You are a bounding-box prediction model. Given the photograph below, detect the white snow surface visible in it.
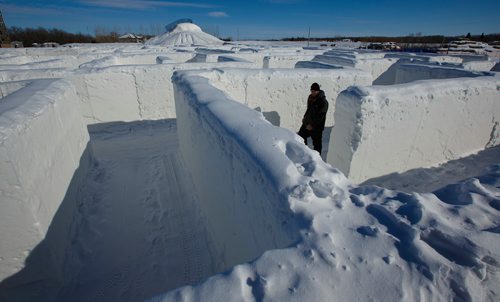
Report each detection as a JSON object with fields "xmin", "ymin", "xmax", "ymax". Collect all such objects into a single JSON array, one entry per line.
[{"xmin": 0, "ymin": 42, "xmax": 498, "ymax": 302}]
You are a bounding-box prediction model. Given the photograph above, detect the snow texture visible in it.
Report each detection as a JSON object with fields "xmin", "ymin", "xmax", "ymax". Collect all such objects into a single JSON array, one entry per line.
[{"xmin": 0, "ymin": 42, "xmax": 498, "ymax": 302}]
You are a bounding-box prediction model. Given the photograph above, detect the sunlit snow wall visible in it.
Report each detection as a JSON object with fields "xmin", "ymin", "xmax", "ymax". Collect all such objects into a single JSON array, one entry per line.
[
  {"xmin": 329, "ymin": 76, "xmax": 500, "ymax": 183},
  {"xmin": 72, "ymin": 63, "xmax": 256, "ymax": 124},
  {"xmin": 172, "ymin": 70, "xmax": 303, "ymax": 271}
]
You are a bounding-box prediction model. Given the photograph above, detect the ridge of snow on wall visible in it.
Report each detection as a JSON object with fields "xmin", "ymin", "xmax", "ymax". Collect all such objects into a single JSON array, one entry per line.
[
  {"xmin": 0, "ymin": 79, "xmax": 89, "ymax": 280},
  {"xmin": 172, "ymin": 70, "xmax": 311, "ymax": 272},
  {"xmin": 328, "ymin": 76, "xmax": 500, "ymax": 183}
]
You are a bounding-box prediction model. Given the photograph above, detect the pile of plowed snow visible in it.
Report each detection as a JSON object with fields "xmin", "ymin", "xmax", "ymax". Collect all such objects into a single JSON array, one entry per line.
[{"xmin": 146, "ymin": 23, "xmax": 222, "ymax": 47}]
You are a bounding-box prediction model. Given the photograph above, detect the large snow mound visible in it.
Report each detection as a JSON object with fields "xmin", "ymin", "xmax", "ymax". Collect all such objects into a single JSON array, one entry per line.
[{"xmin": 146, "ymin": 22, "xmax": 222, "ymax": 47}]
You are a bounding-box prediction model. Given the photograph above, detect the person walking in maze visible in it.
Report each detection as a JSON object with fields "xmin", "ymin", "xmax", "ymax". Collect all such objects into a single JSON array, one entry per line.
[{"xmin": 298, "ymin": 82, "xmax": 329, "ymax": 155}]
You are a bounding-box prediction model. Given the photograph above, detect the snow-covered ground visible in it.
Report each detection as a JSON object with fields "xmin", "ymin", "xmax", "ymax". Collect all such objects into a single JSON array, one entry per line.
[{"xmin": 0, "ymin": 34, "xmax": 499, "ymax": 302}]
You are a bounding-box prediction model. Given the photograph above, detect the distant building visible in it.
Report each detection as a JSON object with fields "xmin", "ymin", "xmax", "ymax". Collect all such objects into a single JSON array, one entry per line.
[
  {"xmin": 118, "ymin": 33, "xmax": 144, "ymax": 43},
  {"xmin": 11, "ymin": 41, "xmax": 23, "ymax": 48}
]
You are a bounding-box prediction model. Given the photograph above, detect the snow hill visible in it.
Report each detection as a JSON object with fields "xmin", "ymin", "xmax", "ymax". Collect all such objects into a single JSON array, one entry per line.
[
  {"xmin": 0, "ymin": 41, "xmax": 498, "ymax": 302},
  {"xmin": 145, "ymin": 22, "xmax": 223, "ymax": 47}
]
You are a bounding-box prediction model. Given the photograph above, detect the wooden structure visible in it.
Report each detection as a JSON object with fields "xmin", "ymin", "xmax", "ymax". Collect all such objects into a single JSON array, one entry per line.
[{"xmin": 0, "ymin": 10, "xmax": 11, "ymax": 48}]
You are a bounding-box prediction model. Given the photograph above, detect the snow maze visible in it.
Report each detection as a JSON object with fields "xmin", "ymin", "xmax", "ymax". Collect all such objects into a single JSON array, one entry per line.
[{"xmin": 0, "ymin": 44, "xmax": 499, "ymax": 301}]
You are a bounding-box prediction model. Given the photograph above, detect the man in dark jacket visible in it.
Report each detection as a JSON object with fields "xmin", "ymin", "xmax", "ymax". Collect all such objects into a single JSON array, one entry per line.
[{"xmin": 298, "ymin": 82, "xmax": 329, "ymax": 155}]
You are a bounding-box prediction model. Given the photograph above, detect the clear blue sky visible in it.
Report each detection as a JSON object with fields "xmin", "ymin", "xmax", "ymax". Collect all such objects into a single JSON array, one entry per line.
[{"xmin": 1, "ymin": 0, "xmax": 499, "ymax": 39}]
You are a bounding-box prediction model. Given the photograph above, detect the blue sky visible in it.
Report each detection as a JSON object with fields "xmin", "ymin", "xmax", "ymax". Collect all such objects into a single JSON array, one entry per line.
[{"xmin": 1, "ymin": 0, "xmax": 499, "ymax": 39}]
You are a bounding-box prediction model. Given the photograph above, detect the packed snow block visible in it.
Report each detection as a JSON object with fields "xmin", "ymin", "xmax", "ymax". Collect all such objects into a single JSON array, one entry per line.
[
  {"xmin": 72, "ymin": 70, "xmax": 141, "ymax": 123},
  {"xmin": 0, "ymin": 68, "xmax": 68, "ymax": 82},
  {"xmin": 491, "ymin": 62, "xmax": 500, "ymax": 72},
  {"xmin": 186, "ymin": 53, "xmax": 207, "ymax": 63},
  {"xmin": 313, "ymin": 54, "xmax": 397, "ymax": 80},
  {"xmin": 217, "ymin": 55, "xmax": 252, "ymax": 63},
  {"xmin": 0, "ymin": 80, "xmax": 30, "ymax": 99},
  {"xmin": 324, "ymin": 49, "xmax": 385, "ymax": 59},
  {"xmin": 384, "ymin": 53, "xmax": 463, "ymax": 64},
  {"xmin": 78, "ymin": 56, "xmax": 120, "ymax": 69},
  {"xmin": 263, "ymin": 54, "xmax": 317, "ymax": 68},
  {"xmin": 0, "ymin": 58, "xmax": 79, "ymax": 70},
  {"xmin": 155, "ymin": 56, "xmax": 172, "ymax": 64},
  {"xmin": 395, "ymin": 64, "xmax": 492, "ymax": 84},
  {"xmin": 295, "ymin": 61, "xmax": 343, "ymax": 69},
  {"xmin": 0, "ymin": 79, "xmax": 89, "ymax": 280},
  {"xmin": 172, "ymin": 71, "xmax": 303, "ymax": 272},
  {"xmin": 201, "ymin": 68, "xmax": 371, "ymax": 130},
  {"xmin": 73, "ymin": 63, "xmax": 258, "ymax": 124},
  {"xmin": 463, "ymin": 60, "xmax": 497, "ymax": 71},
  {"xmin": 328, "ymin": 77, "xmax": 500, "ymax": 183}
]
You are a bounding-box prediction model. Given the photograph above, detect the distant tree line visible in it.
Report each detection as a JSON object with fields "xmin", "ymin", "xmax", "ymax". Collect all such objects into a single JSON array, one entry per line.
[
  {"xmin": 7, "ymin": 26, "xmax": 155, "ymax": 46},
  {"xmin": 8, "ymin": 27, "xmax": 95, "ymax": 46},
  {"xmin": 283, "ymin": 33, "xmax": 500, "ymax": 44}
]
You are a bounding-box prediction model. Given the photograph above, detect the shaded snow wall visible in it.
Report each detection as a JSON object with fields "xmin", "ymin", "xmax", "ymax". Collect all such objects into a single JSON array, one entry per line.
[
  {"xmin": 0, "ymin": 79, "xmax": 89, "ymax": 280},
  {"xmin": 263, "ymin": 54, "xmax": 317, "ymax": 68},
  {"xmin": 201, "ymin": 68, "xmax": 372, "ymax": 130},
  {"xmin": 328, "ymin": 77, "xmax": 500, "ymax": 183},
  {"xmin": 313, "ymin": 54, "xmax": 397, "ymax": 79},
  {"xmin": 172, "ymin": 70, "xmax": 303, "ymax": 271}
]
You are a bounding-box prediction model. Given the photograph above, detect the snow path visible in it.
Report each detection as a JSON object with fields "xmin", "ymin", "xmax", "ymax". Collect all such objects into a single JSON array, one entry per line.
[
  {"xmin": 362, "ymin": 145, "xmax": 500, "ymax": 192},
  {"xmin": 0, "ymin": 120, "xmax": 217, "ymax": 301},
  {"xmin": 62, "ymin": 120, "xmax": 216, "ymax": 302}
]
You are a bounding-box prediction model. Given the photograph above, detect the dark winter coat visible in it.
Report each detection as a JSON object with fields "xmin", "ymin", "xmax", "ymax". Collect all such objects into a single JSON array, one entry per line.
[{"xmin": 302, "ymin": 90, "xmax": 329, "ymax": 131}]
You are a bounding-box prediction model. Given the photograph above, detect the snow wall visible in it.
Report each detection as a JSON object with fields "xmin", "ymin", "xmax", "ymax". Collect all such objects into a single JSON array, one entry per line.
[
  {"xmin": 199, "ymin": 68, "xmax": 372, "ymax": 130},
  {"xmin": 328, "ymin": 76, "xmax": 500, "ymax": 183},
  {"xmin": 395, "ymin": 64, "xmax": 492, "ymax": 84},
  {"xmin": 0, "ymin": 79, "xmax": 89, "ymax": 280},
  {"xmin": 71, "ymin": 62, "xmax": 255, "ymax": 124},
  {"xmin": 374, "ymin": 61, "xmax": 493, "ymax": 85},
  {"xmin": 172, "ymin": 70, "xmax": 309, "ymax": 272},
  {"xmin": 313, "ymin": 54, "xmax": 397, "ymax": 80}
]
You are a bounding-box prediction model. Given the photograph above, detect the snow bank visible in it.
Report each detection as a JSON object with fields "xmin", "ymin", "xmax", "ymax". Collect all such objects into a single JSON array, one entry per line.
[
  {"xmin": 384, "ymin": 53, "xmax": 463, "ymax": 64},
  {"xmin": 0, "ymin": 80, "xmax": 31, "ymax": 99},
  {"xmin": 294, "ymin": 61, "xmax": 343, "ymax": 69},
  {"xmin": 313, "ymin": 54, "xmax": 397, "ymax": 79},
  {"xmin": 0, "ymin": 58, "xmax": 79, "ymax": 70},
  {"xmin": 0, "ymin": 68, "xmax": 69, "ymax": 82},
  {"xmin": 395, "ymin": 64, "xmax": 493, "ymax": 84},
  {"xmin": 172, "ymin": 70, "xmax": 308, "ymax": 273},
  {"xmin": 197, "ymin": 68, "xmax": 371, "ymax": 130},
  {"xmin": 263, "ymin": 54, "xmax": 317, "ymax": 68},
  {"xmin": 463, "ymin": 60, "xmax": 497, "ymax": 71},
  {"xmin": 72, "ymin": 63, "xmax": 259, "ymax": 124},
  {"xmin": 0, "ymin": 79, "xmax": 88, "ymax": 280},
  {"xmin": 328, "ymin": 76, "xmax": 500, "ymax": 183}
]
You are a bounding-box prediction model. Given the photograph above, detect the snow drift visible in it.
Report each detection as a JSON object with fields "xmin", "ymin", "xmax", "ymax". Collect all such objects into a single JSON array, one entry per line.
[{"xmin": 146, "ymin": 23, "xmax": 223, "ymax": 47}]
